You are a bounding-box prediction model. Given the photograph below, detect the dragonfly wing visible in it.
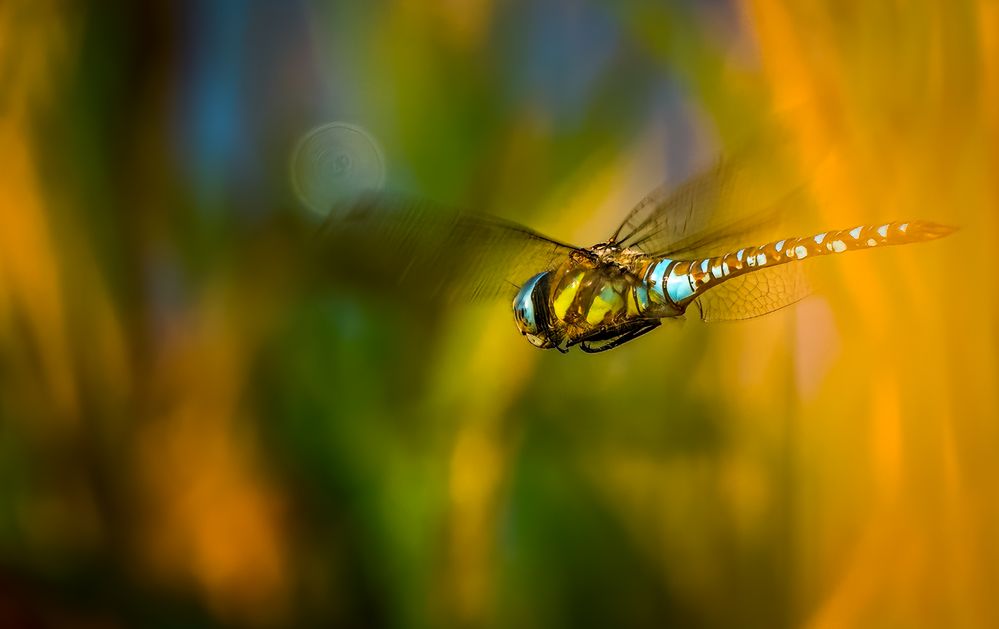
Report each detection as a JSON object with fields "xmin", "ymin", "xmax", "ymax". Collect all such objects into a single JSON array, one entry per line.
[
  {"xmin": 316, "ymin": 194, "xmax": 580, "ymax": 303},
  {"xmin": 611, "ymin": 153, "xmax": 809, "ymax": 259},
  {"xmin": 612, "ymin": 160, "xmax": 736, "ymax": 253},
  {"xmin": 694, "ymin": 264, "xmax": 812, "ymax": 322}
]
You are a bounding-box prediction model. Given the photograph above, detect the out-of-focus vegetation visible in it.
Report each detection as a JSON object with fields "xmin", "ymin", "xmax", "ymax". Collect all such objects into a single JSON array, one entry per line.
[{"xmin": 1, "ymin": 1, "xmax": 996, "ymax": 627}]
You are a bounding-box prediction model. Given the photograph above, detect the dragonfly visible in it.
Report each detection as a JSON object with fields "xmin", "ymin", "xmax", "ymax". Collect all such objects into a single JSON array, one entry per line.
[{"xmin": 317, "ymin": 159, "xmax": 954, "ymax": 353}]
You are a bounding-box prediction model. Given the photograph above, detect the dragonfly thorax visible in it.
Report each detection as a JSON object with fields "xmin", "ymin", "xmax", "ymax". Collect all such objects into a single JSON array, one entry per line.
[{"xmin": 512, "ymin": 254, "xmax": 659, "ymax": 352}]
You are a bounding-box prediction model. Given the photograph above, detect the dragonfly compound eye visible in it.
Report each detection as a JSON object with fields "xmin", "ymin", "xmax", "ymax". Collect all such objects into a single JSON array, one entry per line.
[{"xmin": 512, "ymin": 272, "xmax": 556, "ymax": 349}]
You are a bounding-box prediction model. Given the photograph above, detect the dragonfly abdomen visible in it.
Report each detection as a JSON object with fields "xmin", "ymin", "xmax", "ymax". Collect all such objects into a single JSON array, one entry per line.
[{"xmin": 644, "ymin": 220, "xmax": 955, "ymax": 309}]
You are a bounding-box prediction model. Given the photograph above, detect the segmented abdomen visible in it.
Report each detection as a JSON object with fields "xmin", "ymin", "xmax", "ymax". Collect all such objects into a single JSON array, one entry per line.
[{"xmin": 644, "ymin": 220, "xmax": 955, "ymax": 308}]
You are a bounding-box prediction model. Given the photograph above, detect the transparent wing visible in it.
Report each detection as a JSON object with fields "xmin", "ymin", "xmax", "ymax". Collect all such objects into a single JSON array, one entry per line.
[
  {"xmin": 611, "ymin": 153, "xmax": 809, "ymax": 260},
  {"xmin": 612, "ymin": 160, "xmax": 738, "ymax": 252},
  {"xmin": 315, "ymin": 194, "xmax": 580, "ymax": 303},
  {"xmin": 694, "ymin": 264, "xmax": 812, "ymax": 322}
]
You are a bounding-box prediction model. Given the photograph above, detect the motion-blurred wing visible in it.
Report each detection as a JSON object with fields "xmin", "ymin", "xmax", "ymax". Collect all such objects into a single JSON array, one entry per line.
[
  {"xmin": 316, "ymin": 194, "xmax": 580, "ymax": 303},
  {"xmin": 611, "ymin": 158, "xmax": 807, "ymax": 260},
  {"xmin": 694, "ymin": 264, "xmax": 811, "ymax": 322}
]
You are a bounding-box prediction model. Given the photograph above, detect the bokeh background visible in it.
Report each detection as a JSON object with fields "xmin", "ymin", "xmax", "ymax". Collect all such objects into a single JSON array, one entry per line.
[{"xmin": 2, "ymin": 1, "xmax": 997, "ymax": 627}]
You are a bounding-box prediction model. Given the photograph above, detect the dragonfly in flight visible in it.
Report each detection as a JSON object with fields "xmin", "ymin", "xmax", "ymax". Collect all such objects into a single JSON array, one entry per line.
[{"xmin": 317, "ymin": 158, "xmax": 954, "ymax": 353}]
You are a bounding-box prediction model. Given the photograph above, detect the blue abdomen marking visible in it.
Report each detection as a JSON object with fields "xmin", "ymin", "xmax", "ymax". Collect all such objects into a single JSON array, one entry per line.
[
  {"xmin": 645, "ymin": 259, "xmax": 671, "ymax": 304},
  {"xmin": 643, "ymin": 258, "xmax": 699, "ymax": 307},
  {"xmin": 633, "ymin": 282, "xmax": 650, "ymax": 312},
  {"xmin": 665, "ymin": 267, "xmax": 695, "ymax": 303}
]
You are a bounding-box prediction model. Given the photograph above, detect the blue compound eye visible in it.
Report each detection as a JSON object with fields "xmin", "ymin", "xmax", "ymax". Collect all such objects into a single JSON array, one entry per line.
[
  {"xmin": 512, "ymin": 272, "xmax": 550, "ymax": 342},
  {"xmin": 514, "ymin": 297, "xmax": 537, "ymax": 334}
]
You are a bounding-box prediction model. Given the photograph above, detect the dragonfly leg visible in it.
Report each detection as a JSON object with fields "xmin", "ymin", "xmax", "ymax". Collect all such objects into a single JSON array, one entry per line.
[{"xmin": 576, "ymin": 320, "xmax": 661, "ymax": 353}]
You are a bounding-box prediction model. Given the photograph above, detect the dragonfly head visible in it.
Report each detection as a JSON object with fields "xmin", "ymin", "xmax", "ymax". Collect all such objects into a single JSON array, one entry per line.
[{"xmin": 513, "ymin": 271, "xmax": 561, "ymax": 350}]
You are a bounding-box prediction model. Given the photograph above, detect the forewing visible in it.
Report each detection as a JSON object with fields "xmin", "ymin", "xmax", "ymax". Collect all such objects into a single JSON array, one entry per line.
[
  {"xmin": 612, "ymin": 155, "xmax": 808, "ymax": 260},
  {"xmin": 611, "ymin": 160, "xmax": 737, "ymax": 252},
  {"xmin": 694, "ymin": 264, "xmax": 811, "ymax": 322},
  {"xmin": 316, "ymin": 194, "xmax": 580, "ymax": 303}
]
